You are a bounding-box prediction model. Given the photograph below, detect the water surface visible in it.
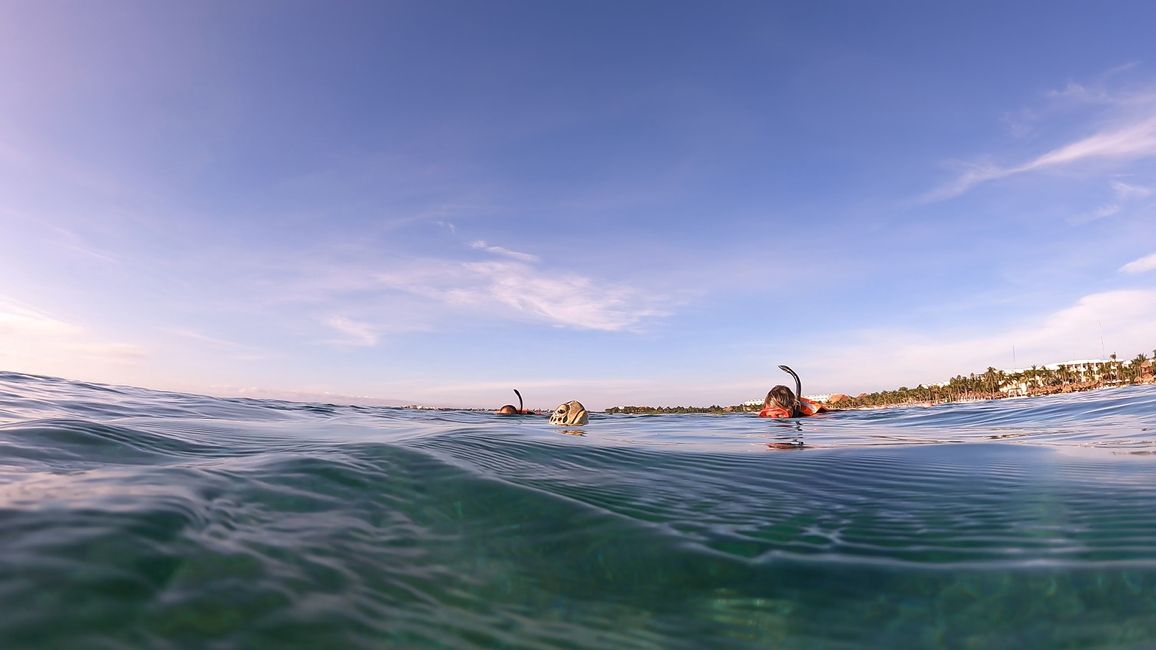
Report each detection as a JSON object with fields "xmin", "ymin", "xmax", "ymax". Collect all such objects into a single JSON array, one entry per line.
[{"xmin": 2, "ymin": 371, "xmax": 1156, "ymax": 648}]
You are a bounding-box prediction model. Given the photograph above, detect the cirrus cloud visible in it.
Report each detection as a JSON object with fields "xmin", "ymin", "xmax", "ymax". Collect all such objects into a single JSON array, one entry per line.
[
  {"xmin": 264, "ymin": 239, "xmax": 676, "ymax": 337},
  {"xmin": 1120, "ymin": 252, "xmax": 1156, "ymax": 274},
  {"xmin": 924, "ymin": 69, "xmax": 1156, "ymax": 203},
  {"xmin": 322, "ymin": 315, "xmax": 380, "ymax": 347},
  {"xmin": 803, "ymin": 289, "xmax": 1156, "ymax": 394},
  {"xmin": 371, "ymin": 257, "xmax": 670, "ymax": 332},
  {"xmin": 0, "ymin": 297, "xmax": 146, "ymax": 371},
  {"xmin": 925, "ymin": 115, "xmax": 1156, "ymax": 202},
  {"xmin": 469, "ymin": 240, "xmax": 540, "ymax": 263}
]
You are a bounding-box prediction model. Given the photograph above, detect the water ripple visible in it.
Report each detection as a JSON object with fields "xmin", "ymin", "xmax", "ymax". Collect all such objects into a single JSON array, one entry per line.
[{"xmin": 1, "ymin": 371, "xmax": 1156, "ymax": 648}]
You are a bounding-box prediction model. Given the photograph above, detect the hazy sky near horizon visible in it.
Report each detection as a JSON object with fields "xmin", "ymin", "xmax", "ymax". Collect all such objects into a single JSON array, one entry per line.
[{"xmin": 1, "ymin": 1, "xmax": 1155, "ymax": 409}]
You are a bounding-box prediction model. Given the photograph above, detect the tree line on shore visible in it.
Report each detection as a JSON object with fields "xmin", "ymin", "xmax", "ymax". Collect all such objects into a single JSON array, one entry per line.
[
  {"xmin": 837, "ymin": 350, "xmax": 1154, "ymax": 409},
  {"xmin": 606, "ymin": 404, "xmax": 742, "ymax": 414},
  {"xmin": 604, "ymin": 348, "xmax": 1155, "ymax": 414}
]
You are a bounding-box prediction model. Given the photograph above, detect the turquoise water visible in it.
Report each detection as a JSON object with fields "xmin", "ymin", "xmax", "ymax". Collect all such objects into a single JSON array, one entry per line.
[{"xmin": 2, "ymin": 371, "xmax": 1156, "ymax": 649}]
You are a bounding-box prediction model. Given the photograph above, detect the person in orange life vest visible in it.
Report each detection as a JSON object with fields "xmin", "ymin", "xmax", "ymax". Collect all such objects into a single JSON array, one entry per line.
[
  {"xmin": 758, "ymin": 385, "xmax": 825, "ymax": 418},
  {"xmin": 758, "ymin": 364, "xmax": 827, "ymax": 418}
]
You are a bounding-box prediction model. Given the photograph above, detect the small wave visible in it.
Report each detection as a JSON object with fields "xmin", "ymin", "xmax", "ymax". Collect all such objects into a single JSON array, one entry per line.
[
  {"xmin": 3, "ymin": 372, "xmax": 1156, "ymax": 648},
  {"xmin": 0, "ymin": 419, "xmax": 239, "ymax": 467}
]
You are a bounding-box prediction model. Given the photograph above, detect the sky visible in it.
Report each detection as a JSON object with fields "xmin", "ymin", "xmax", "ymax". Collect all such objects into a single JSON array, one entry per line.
[{"xmin": 1, "ymin": 1, "xmax": 1155, "ymax": 410}]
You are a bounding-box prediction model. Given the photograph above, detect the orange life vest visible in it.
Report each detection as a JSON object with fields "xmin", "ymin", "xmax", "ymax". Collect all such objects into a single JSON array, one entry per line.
[{"xmin": 758, "ymin": 397, "xmax": 821, "ymax": 418}]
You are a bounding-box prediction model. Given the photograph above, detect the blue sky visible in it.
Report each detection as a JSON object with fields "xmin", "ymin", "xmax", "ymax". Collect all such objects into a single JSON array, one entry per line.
[{"xmin": 1, "ymin": 1, "xmax": 1154, "ymax": 409}]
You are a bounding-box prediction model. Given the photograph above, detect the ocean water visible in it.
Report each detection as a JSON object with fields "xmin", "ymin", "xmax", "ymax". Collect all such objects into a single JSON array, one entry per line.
[{"xmin": 2, "ymin": 371, "xmax": 1156, "ymax": 649}]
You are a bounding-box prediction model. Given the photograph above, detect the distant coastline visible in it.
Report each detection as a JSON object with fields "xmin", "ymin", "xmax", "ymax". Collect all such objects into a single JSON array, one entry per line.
[{"xmin": 604, "ymin": 350, "xmax": 1155, "ymax": 414}]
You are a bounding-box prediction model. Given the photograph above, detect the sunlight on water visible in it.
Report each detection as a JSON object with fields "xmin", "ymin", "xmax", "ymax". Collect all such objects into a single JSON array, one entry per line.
[{"xmin": 2, "ymin": 371, "xmax": 1156, "ymax": 648}]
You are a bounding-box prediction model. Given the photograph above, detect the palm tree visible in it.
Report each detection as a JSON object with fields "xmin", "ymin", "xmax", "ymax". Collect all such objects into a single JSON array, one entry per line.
[
  {"xmin": 1129, "ymin": 353, "xmax": 1149, "ymax": 383},
  {"xmin": 983, "ymin": 367, "xmax": 1002, "ymax": 398}
]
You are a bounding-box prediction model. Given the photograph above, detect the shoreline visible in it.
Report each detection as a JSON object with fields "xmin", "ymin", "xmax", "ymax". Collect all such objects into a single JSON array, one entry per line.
[{"xmin": 603, "ymin": 377, "xmax": 1155, "ymax": 415}]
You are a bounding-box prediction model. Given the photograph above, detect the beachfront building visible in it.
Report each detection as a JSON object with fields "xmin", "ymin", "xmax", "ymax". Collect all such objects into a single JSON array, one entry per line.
[
  {"xmin": 997, "ymin": 358, "xmax": 1128, "ymax": 397},
  {"xmin": 829, "ymin": 351, "xmax": 1152, "ymax": 408}
]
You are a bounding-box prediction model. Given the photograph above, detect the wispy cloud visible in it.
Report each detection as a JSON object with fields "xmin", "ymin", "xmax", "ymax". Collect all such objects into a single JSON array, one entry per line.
[
  {"xmin": 1026, "ymin": 115, "xmax": 1156, "ymax": 168},
  {"xmin": 926, "ymin": 114, "xmax": 1156, "ymax": 201},
  {"xmin": 1120, "ymin": 252, "xmax": 1156, "ymax": 274},
  {"xmin": 470, "ymin": 240, "xmax": 540, "ymax": 263},
  {"xmin": 161, "ymin": 328, "xmax": 269, "ymax": 361},
  {"xmin": 1047, "ymin": 81, "xmax": 1111, "ymax": 104},
  {"xmin": 922, "ymin": 161, "xmax": 1009, "ymax": 202},
  {"xmin": 1110, "ymin": 179, "xmax": 1153, "ymax": 200},
  {"xmin": 925, "ymin": 68, "xmax": 1156, "ymax": 202},
  {"xmin": 370, "ymin": 258, "xmax": 670, "ymax": 332},
  {"xmin": 805, "ymin": 289, "xmax": 1156, "ymax": 393},
  {"xmin": 270, "ymin": 238, "xmax": 675, "ymax": 334},
  {"xmin": 0, "ymin": 299, "xmax": 79, "ymax": 338},
  {"xmin": 0, "ymin": 297, "xmax": 146, "ymax": 367},
  {"xmin": 470, "ymin": 260, "xmax": 667, "ymax": 331},
  {"xmin": 322, "ymin": 315, "xmax": 380, "ymax": 347},
  {"xmin": 49, "ymin": 226, "xmax": 120, "ymax": 264},
  {"xmin": 163, "ymin": 328, "xmax": 248, "ymax": 349},
  {"xmin": 1000, "ymin": 108, "xmax": 1038, "ymax": 138},
  {"xmin": 1067, "ymin": 203, "xmax": 1121, "ymax": 225},
  {"xmin": 1067, "ymin": 178, "xmax": 1153, "ymax": 225},
  {"xmin": 1046, "ymin": 63, "xmax": 1152, "ymax": 107}
]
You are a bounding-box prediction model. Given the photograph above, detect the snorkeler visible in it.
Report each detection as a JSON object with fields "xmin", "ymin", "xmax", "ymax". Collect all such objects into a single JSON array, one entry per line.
[
  {"xmin": 759, "ymin": 365, "xmax": 827, "ymax": 418},
  {"xmin": 495, "ymin": 389, "xmax": 534, "ymax": 415}
]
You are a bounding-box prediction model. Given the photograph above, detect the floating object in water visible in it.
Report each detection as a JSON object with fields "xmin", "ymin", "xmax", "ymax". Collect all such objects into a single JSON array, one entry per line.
[
  {"xmin": 768, "ymin": 440, "xmax": 805, "ymax": 450},
  {"xmin": 550, "ymin": 400, "xmax": 589, "ymax": 426}
]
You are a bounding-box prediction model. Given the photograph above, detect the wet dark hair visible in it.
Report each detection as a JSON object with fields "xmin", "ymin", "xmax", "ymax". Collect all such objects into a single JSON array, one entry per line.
[
  {"xmin": 765, "ymin": 385, "xmax": 797, "ymax": 412},
  {"xmin": 496, "ymin": 389, "xmax": 524, "ymax": 415}
]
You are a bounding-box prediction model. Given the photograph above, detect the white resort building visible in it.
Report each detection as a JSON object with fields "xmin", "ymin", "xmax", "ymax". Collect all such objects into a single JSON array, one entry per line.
[{"xmin": 997, "ymin": 358, "xmax": 1124, "ymax": 397}]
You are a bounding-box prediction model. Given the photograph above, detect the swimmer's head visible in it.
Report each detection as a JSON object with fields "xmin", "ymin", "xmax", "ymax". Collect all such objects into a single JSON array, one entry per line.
[
  {"xmin": 765, "ymin": 385, "xmax": 796, "ymax": 411},
  {"xmin": 497, "ymin": 388, "xmax": 525, "ymax": 415}
]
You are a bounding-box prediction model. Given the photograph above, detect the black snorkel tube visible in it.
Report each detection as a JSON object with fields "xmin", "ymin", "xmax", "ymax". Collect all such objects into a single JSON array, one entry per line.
[
  {"xmin": 514, "ymin": 389, "xmax": 524, "ymax": 414},
  {"xmin": 778, "ymin": 365, "xmax": 803, "ymax": 417}
]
